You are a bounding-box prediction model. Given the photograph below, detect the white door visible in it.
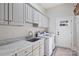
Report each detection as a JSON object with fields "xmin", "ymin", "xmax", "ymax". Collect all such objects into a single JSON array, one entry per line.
[{"xmin": 56, "ymin": 17, "xmax": 73, "ymax": 48}]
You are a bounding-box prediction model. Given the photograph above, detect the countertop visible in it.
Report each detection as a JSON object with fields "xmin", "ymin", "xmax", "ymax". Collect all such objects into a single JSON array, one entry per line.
[{"xmin": 0, "ymin": 37, "xmax": 44, "ymax": 56}]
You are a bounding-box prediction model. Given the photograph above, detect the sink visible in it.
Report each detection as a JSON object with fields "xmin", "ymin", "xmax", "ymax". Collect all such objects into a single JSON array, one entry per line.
[{"xmin": 27, "ymin": 38, "xmax": 40, "ymax": 42}]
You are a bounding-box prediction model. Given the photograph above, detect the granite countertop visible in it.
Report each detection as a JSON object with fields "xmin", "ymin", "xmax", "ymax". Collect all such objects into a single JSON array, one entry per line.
[
  {"xmin": 0, "ymin": 37, "xmax": 43, "ymax": 56},
  {"xmin": 0, "ymin": 39, "xmax": 32, "ymax": 56}
]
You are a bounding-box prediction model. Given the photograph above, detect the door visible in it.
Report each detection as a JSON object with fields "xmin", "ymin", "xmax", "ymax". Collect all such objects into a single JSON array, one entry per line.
[
  {"xmin": 42, "ymin": 15, "xmax": 45, "ymax": 27},
  {"xmin": 24, "ymin": 3, "xmax": 28, "ymax": 23},
  {"xmin": 39, "ymin": 44, "xmax": 44, "ymax": 56},
  {"xmin": 33, "ymin": 9, "xmax": 39, "ymax": 24},
  {"xmin": 9, "ymin": 3, "xmax": 24, "ymax": 25},
  {"xmin": 39, "ymin": 39, "xmax": 44, "ymax": 56},
  {"xmin": 0, "ymin": 3, "xmax": 8, "ymax": 24},
  {"xmin": 38, "ymin": 13, "xmax": 42, "ymax": 27},
  {"xmin": 27, "ymin": 4, "xmax": 33, "ymax": 23},
  {"xmin": 42, "ymin": 16, "xmax": 46, "ymax": 28},
  {"xmin": 33, "ymin": 48, "xmax": 39, "ymax": 56},
  {"xmin": 44, "ymin": 16, "xmax": 49, "ymax": 28},
  {"xmin": 56, "ymin": 17, "xmax": 73, "ymax": 48}
]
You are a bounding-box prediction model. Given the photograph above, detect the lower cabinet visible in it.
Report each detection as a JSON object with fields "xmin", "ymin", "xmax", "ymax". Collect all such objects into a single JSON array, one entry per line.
[
  {"xmin": 11, "ymin": 39, "xmax": 44, "ymax": 56},
  {"xmin": 39, "ymin": 44, "xmax": 44, "ymax": 56},
  {"xmin": 33, "ymin": 42, "xmax": 39, "ymax": 50},
  {"xmin": 39, "ymin": 39, "xmax": 44, "ymax": 56},
  {"xmin": 33, "ymin": 47, "xmax": 39, "ymax": 56},
  {"xmin": 12, "ymin": 46, "xmax": 32, "ymax": 56},
  {"xmin": 18, "ymin": 46, "xmax": 32, "ymax": 56}
]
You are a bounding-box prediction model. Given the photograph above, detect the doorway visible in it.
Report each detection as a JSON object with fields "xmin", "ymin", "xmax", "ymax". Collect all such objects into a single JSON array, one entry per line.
[{"xmin": 56, "ymin": 17, "xmax": 73, "ymax": 48}]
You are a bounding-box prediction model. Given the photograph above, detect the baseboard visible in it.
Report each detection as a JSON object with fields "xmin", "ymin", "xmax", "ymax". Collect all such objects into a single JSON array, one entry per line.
[{"xmin": 71, "ymin": 47, "xmax": 77, "ymax": 51}]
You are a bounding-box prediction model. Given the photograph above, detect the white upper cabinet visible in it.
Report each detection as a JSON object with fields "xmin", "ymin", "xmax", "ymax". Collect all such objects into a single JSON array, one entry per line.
[
  {"xmin": 0, "ymin": 3, "xmax": 8, "ymax": 24},
  {"xmin": 24, "ymin": 3, "xmax": 32, "ymax": 23},
  {"xmin": 42, "ymin": 15, "xmax": 45, "ymax": 27},
  {"xmin": 0, "ymin": 3, "xmax": 48, "ymax": 27},
  {"xmin": 33, "ymin": 9, "xmax": 39, "ymax": 24},
  {"xmin": 9, "ymin": 3, "xmax": 24, "ymax": 25},
  {"xmin": 45, "ymin": 17, "xmax": 49, "ymax": 28},
  {"xmin": 38, "ymin": 13, "xmax": 42, "ymax": 27},
  {"xmin": 9, "ymin": 3, "xmax": 13, "ymax": 22},
  {"xmin": 39, "ymin": 14, "xmax": 48, "ymax": 28},
  {"xmin": 24, "ymin": 3, "xmax": 28, "ymax": 23},
  {"xmin": 43, "ymin": 16, "xmax": 49, "ymax": 28},
  {"xmin": 40, "ymin": 15, "xmax": 45, "ymax": 28},
  {"xmin": 27, "ymin": 4, "xmax": 33, "ymax": 23}
]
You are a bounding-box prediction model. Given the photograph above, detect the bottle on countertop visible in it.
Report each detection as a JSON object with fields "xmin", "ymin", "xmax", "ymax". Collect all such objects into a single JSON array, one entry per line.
[{"xmin": 35, "ymin": 31, "xmax": 41, "ymax": 37}]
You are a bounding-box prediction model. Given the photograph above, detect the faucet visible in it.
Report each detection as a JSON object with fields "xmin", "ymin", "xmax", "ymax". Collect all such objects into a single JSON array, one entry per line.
[{"xmin": 28, "ymin": 31, "xmax": 33, "ymax": 37}]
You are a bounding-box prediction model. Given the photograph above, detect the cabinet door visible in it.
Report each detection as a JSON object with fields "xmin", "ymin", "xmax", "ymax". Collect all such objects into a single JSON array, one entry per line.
[
  {"xmin": 26, "ymin": 52, "xmax": 32, "ymax": 56},
  {"xmin": 42, "ymin": 15, "xmax": 49, "ymax": 28},
  {"xmin": 5, "ymin": 3, "xmax": 9, "ymax": 23},
  {"xmin": 44, "ymin": 17, "xmax": 49, "ymax": 28},
  {"xmin": 45, "ymin": 18, "xmax": 49, "ymax": 28},
  {"xmin": 27, "ymin": 4, "xmax": 33, "ymax": 23},
  {"xmin": 42, "ymin": 15, "xmax": 45, "ymax": 27},
  {"xmin": 39, "ymin": 44, "xmax": 44, "ymax": 56},
  {"xmin": 39, "ymin": 39, "xmax": 44, "ymax": 56},
  {"xmin": 33, "ymin": 42, "xmax": 39, "ymax": 50},
  {"xmin": 9, "ymin": 3, "xmax": 24, "ymax": 25},
  {"xmin": 38, "ymin": 13, "xmax": 42, "ymax": 27},
  {"xmin": 17, "ymin": 46, "xmax": 32, "ymax": 56},
  {"xmin": 44, "ymin": 16, "xmax": 46, "ymax": 28},
  {"xmin": 33, "ymin": 9, "xmax": 39, "ymax": 24},
  {"xmin": 24, "ymin": 3, "xmax": 28, "ymax": 23},
  {"xmin": 8, "ymin": 3, "xmax": 13, "ymax": 23},
  {"xmin": 0, "ymin": 3, "xmax": 8, "ymax": 24},
  {"xmin": 33, "ymin": 48, "xmax": 39, "ymax": 56},
  {"xmin": 43, "ymin": 16, "xmax": 45, "ymax": 27}
]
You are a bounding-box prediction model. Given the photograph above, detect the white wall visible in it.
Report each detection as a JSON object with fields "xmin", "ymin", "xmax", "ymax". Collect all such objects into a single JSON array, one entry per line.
[
  {"xmin": 46, "ymin": 3, "xmax": 77, "ymax": 50},
  {"xmin": 0, "ymin": 23, "xmax": 46, "ymax": 40},
  {"xmin": 47, "ymin": 3, "xmax": 74, "ymax": 33},
  {"xmin": 75, "ymin": 16, "xmax": 79, "ymax": 55},
  {"xmin": 0, "ymin": 4, "xmax": 46, "ymax": 41}
]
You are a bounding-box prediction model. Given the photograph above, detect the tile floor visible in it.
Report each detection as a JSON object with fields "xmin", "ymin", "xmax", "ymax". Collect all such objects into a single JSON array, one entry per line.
[{"xmin": 53, "ymin": 47, "xmax": 77, "ymax": 56}]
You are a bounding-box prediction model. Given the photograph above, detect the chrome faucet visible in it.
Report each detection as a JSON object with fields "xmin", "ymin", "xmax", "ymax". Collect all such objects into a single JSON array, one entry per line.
[{"xmin": 28, "ymin": 31, "xmax": 33, "ymax": 37}]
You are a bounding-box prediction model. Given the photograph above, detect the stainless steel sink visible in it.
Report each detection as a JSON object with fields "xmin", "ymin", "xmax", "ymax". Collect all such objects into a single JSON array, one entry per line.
[{"xmin": 26, "ymin": 37, "xmax": 40, "ymax": 42}]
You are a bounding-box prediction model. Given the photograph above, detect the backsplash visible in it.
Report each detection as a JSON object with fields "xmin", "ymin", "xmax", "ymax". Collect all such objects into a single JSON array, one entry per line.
[{"xmin": 0, "ymin": 23, "xmax": 47, "ymax": 40}]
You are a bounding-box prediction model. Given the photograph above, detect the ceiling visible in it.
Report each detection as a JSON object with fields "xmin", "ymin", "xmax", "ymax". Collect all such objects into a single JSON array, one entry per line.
[{"xmin": 38, "ymin": 3, "xmax": 63, "ymax": 10}]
